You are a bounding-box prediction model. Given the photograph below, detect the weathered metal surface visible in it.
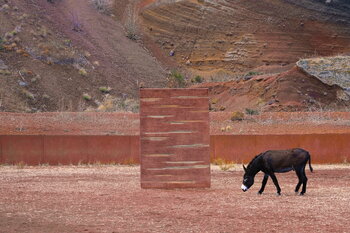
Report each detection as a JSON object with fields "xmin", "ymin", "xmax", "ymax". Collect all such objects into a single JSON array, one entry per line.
[
  {"xmin": 211, "ymin": 134, "xmax": 350, "ymax": 164},
  {"xmin": 0, "ymin": 135, "xmax": 139, "ymax": 165},
  {"xmin": 140, "ymin": 88, "xmax": 211, "ymax": 189},
  {"xmin": 1, "ymin": 136, "xmax": 44, "ymax": 165},
  {"xmin": 0, "ymin": 134, "xmax": 349, "ymax": 166}
]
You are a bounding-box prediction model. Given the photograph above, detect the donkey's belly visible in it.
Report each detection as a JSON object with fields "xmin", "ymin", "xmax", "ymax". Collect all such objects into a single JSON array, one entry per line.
[{"xmin": 275, "ymin": 167, "xmax": 294, "ymax": 173}]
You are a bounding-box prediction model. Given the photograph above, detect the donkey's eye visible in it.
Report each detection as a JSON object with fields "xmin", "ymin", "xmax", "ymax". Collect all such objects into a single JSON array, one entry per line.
[{"xmin": 244, "ymin": 178, "xmax": 247, "ymax": 182}]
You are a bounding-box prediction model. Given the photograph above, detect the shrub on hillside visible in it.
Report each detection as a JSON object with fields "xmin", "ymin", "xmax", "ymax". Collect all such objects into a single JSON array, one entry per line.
[
  {"xmin": 245, "ymin": 108, "xmax": 259, "ymax": 115},
  {"xmin": 91, "ymin": 0, "xmax": 113, "ymax": 13},
  {"xmin": 191, "ymin": 75, "xmax": 203, "ymax": 83},
  {"xmin": 231, "ymin": 111, "xmax": 244, "ymax": 121},
  {"xmin": 168, "ymin": 70, "xmax": 186, "ymax": 88}
]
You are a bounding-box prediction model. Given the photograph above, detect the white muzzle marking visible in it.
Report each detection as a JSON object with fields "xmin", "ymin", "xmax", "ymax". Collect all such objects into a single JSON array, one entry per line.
[{"xmin": 241, "ymin": 184, "xmax": 248, "ymax": 191}]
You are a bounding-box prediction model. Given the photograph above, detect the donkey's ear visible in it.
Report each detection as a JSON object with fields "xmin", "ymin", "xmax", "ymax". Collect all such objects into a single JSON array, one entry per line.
[{"xmin": 243, "ymin": 164, "xmax": 247, "ymax": 172}]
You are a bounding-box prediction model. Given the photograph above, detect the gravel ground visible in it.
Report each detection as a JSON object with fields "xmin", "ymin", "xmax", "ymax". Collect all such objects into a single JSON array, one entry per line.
[
  {"xmin": 1, "ymin": 112, "xmax": 350, "ymax": 135},
  {"xmin": 0, "ymin": 165, "xmax": 349, "ymax": 233}
]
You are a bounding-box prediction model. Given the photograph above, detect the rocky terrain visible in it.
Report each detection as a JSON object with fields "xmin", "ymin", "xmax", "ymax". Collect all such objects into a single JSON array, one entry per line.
[
  {"xmin": 140, "ymin": 0, "xmax": 350, "ymax": 79},
  {"xmin": 0, "ymin": 0, "xmax": 166, "ymax": 112},
  {"xmin": 0, "ymin": 0, "xmax": 350, "ymax": 112},
  {"xmin": 297, "ymin": 56, "xmax": 350, "ymax": 98}
]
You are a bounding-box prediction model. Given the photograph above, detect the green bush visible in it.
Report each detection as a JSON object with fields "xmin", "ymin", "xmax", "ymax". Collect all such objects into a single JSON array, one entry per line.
[
  {"xmin": 245, "ymin": 108, "xmax": 259, "ymax": 115},
  {"xmin": 245, "ymin": 71, "xmax": 262, "ymax": 76},
  {"xmin": 99, "ymin": 86, "xmax": 111, "ymax": 93},
  {"xmin": 191, "ymin": 75, "xmax": 203, "ymax": 83},
  {"xmin": 0, "ymin": 37, "xmax": 4, "ymax": 51},
  {"xmin": 170, "ymin": 70, "xmax": 186, "ymax": 87},
  {"xmin": 83, "ymin": 93, "xmax": 92, "ymax": 101}
]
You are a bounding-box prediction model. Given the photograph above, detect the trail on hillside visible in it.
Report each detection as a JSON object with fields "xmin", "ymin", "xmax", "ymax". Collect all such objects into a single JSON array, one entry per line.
[{"xmin": 43, "ymin": 0, "xmax": 167, "ymax": 95}]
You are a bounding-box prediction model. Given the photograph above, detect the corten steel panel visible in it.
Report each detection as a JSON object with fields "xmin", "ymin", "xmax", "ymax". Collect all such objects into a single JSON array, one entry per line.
[
  {"xmin": 140, "ymin": 88, "xmax": 210, "ymax": 189},
  {"xmin": 211, "ymin": 134, "xmax": 350, "ymax": 164},
  {"xmin": 1, "ymin": 136, "xmax": 44, "ymax": 165},
  {"xmin": 0, "ymin": 136, "xmax": 3, "ymax": 164},
  {"xmin": 84, "ymin": 136, "xmax": 140, "ymax": 164},
  {"xmin": 43, "ymin": 136, "xmax": 140, "ymax": 165},
  {"xmin": 43, "ymin": 136, "xmax": 89, "ymax": 165}
]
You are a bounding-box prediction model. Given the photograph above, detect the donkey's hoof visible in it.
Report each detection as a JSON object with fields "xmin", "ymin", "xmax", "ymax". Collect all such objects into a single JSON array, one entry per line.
[
  {"xmin": 295, "ymin": 191, "xmax": 299, "ymax": 195},
  {"xmin": 299, "ymin": 192, "xmax": 305, "ymax": 196},
  {"xmin": 276, "ymin": 193, "xmax": 281, "ymax": 196},
  {"xmin": 257, "ymin": 191, "xmax": 263, "ymax": 195}
]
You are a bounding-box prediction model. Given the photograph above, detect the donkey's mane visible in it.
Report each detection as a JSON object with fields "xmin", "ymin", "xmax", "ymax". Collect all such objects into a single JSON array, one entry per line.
[{"xmin": 246, "ymin": 153, "xmax": 263, "ymax": 170}]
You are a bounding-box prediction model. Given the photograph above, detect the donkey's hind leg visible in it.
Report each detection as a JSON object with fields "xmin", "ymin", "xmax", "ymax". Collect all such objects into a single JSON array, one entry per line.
[
  {"xmin": 269, "ymin": 173, "xmax": 281, "ymax": 195},
  {"xmin": 300, "ymin": 167, "xmax": 308, "ymax": 195},
  {"xmin": 294, "ymin": 168, "xmax": 303, "ymax": 194},
  {"xmin": 258, "ymin": 174, "xmax": 269, "ymax": 194}
]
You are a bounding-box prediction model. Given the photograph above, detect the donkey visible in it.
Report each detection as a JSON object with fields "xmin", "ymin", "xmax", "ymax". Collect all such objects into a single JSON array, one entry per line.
[{"xmin": 241, "ymin": 148, "xmax": 313, "ymax": 195}]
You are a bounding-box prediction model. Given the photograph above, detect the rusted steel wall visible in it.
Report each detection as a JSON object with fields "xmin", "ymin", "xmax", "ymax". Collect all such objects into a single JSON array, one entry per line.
[
  {"xmin": 211, "ymin": 134, "xmax": 350, "ymax": 164},
  {"xmin": 140, "ymin": 88, "xmax": 210, "ymax": 189},
  {"xmin": 0, "ymin": 135, "xmax": 140, "ymax": 165},
  {"xmin": 0, "ymin": 134, "xmax": 349, "ymax": 165}
]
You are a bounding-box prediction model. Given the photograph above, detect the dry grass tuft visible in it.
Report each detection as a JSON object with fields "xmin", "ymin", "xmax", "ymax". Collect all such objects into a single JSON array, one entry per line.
[
  {"xmin": 212, "ymin": 158, "xmax": 236, "ymax": 171},
  {"xmin": 90, "ymin": 0, "xmax": 114, "ymax": 13}
]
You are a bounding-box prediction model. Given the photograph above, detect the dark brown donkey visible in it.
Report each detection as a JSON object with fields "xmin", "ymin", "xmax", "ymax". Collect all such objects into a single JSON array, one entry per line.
[{"xmin": 241, "ymin": 148, "xmax": 313, "ymax": 195}]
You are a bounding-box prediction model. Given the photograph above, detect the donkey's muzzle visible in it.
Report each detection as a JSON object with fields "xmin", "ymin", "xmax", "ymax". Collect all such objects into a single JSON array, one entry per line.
[{"xmin": 241, "ymin": 184, "xmax": 248, "ymax": 192}]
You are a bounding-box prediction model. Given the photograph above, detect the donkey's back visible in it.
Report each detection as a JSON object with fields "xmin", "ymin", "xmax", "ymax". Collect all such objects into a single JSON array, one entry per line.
[{"xmin": 261, "ymin": 148, "xmax": 313, "ymax": 173}]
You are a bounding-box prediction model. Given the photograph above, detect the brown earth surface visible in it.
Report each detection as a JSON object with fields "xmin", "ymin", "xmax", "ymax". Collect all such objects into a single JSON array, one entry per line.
[
  {"xmin": 140, "ymin": 0, "xmax": 350, "ymax": 77},
  {"xmin": 194, "ymin": 66, "xmax": 350, "ymax": 112},
  {"xmin": 1, "ymin": 111, "xmax": 350, "ymax": 135},
  {"xmin": 0, "ymin": 0, "xmax": 167, "ymax": 112},
  {"xmin": 0, "ymin": 165, "xmax": 349, "ymax": 232},
  {"xmin": 1, "ymin": 0, "xmax": 350, "ymax": 113}
]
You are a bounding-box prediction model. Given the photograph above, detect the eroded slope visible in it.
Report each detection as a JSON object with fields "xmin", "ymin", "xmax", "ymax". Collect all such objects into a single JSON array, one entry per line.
[
  {"xmin": 0, "ymin": 0, "xmax": 166, "ymax": 112},
  {"xmin": 140, "ymin": 0, "xmax": 350, "ymax": 77}
]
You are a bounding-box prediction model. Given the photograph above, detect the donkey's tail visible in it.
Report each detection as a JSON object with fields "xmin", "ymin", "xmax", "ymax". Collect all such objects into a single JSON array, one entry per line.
[{"xmin": 308, "ymin": 153, "xmax": 314, "ymax": 172}]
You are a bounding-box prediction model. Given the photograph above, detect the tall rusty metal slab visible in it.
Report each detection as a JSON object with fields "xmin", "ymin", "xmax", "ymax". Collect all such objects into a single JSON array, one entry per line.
[{"xmin": 140, "ymin": 88, "xmax": 210, "ymax": 189}]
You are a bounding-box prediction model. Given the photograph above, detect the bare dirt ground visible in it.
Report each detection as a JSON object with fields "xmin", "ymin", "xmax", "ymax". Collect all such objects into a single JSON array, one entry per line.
[
  {"xmin": 0, "ymin": 165, "xmax": 349, "ymax": 233},
  {"xmin": 0, "ymin": 0, "xmax": 167, "ymax": 112},
  {"xmin": 1, "ymin": 112, "xmax": 350, "ymax": 136}
]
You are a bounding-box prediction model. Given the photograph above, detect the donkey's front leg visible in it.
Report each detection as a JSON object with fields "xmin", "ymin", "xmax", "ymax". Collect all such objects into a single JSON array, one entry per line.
[
  {"xmin": 258, "ymin": 174, "xmax": 269, "ymax": 194},
  {"xmin": 269, "ymin": 173, "xmax": 281, "ymax": 195}
]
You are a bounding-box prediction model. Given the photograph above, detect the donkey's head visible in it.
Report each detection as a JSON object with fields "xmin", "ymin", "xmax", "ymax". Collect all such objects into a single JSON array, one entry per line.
[{"xmin": 241, "ymin": 165, "xmax": 255, "ymax": 192}]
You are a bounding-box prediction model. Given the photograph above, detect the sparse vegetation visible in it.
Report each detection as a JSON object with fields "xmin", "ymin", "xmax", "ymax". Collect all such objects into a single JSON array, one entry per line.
[
  {"xmin": 168, "ymin": 70, "xmax": 186, "ymax": 88},
  {"xmin": 83, "ymin": 93, "xmax": 92, "ymax": 101},
  {"xmin": 231, "ymin": 111, "xmax": 244, "ymax": 121},
  {"xmin": 244, "ymin": 71, "xmax": 263, "ymax": 78},
  {"xmin": 71, "ymin": 12, "xmax": 83, "ymax": 32},
  {"xmin": 212, "ymin": 157, "xmax": 235, "ymax": 171},
  {"xmin": 79, "ymin": 68, "xmax": 88, "ymax": 76},
  {"xmin": 191, "ymin": 75, "xmax": 203, "ymax": 83},
  {"xmin": 245, "ymin": 108, "xmax": 259, "ymax": 115},
  {"xmin": 21, "ymin": 89, "xmax": 35, "ymax": 100},
  {"xmin": 125, "ymin": 6, "xmax": 139, "ymax": 41},
  {"xmin": 221, "ymin": 125, "xmax": 232, "ymax": 132},
  {"xmin": 16, "ymin": 161, "xmax": 26, "ymax": 169},
  {"xmin": 91, "ymin": 0, "xmax": 113, "ymax": 13},
  {"xmin": 122, "ymin": 158, "xmax": 137, "ymax": 166},
  {"xmin": 99, "ymin": 86, "xmax": 111, "ymax": 93},
  {"xmin": 95, "ymin": 94, "xmax": 139, "ymax": 112},
  {"xmin": 0, "ymin": 37, "xmax": 4, "ymax": 51},
  {"xmin": 0, "ymin": 69, "xmax": 11, "ymax": 75},
  {"xmin": 247, "ymin": 71, "xmax": 260, "ymax": 76}
]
